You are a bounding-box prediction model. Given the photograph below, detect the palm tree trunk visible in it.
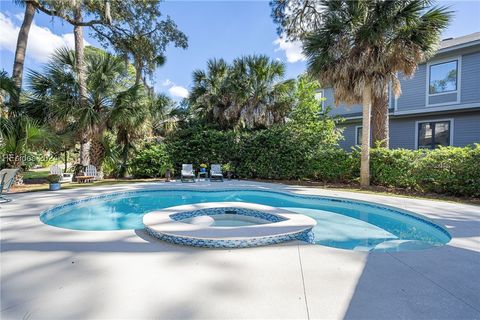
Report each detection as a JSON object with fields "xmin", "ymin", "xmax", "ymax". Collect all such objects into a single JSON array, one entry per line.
[
  {"xmin": 11, "ymin": 1, "xmax": 35, "ymax": 116},
  {"xmin": 73, "ymin": 4, "xmax": 90, "ymax": 165},
  {"xmin": 372, "ymin": 84, "xmax": 389, "ymax": 148},
  {"xmin": 89, "ymin": 137, "xmax": 105, "ymax": 171},
  {"xmin": 134, "ymin": 58, "xmax": 142, "ymax": 85},
  {"xmin": 64, "ymin": 150, "xmax": 68, "ymax": 172},
  {"xmin": 360, "ymin": 83, "xmax": 372, "ymax": 187},
  {"xmin": 119, "ymin": 144, "xmax": 129, "ymax": 178}
]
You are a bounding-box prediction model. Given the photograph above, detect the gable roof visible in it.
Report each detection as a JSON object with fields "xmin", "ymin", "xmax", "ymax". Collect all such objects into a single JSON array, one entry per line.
[{"xmin": 439, "ymin": 32, "xmax": 480, "ymax": 51}]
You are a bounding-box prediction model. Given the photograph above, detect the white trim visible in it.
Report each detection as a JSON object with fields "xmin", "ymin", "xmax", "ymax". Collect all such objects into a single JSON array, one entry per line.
[
  {"xmin": 355, "ymin": 126, "xmax": 362, "ymax": 146},
  {"xmin": 414, "ymin": 118, "xmax": 454, "ymax": 150},
  {"xmin": 394, "ymin": 102, "xmax": 480, "ymax": 116},
  {"xmin": 425, "ymin": 56, "xmax": 461, "ymax": 107},
  {"xmin": 315, "ymin": 89, "xmax": 325, "ymax": 110}
]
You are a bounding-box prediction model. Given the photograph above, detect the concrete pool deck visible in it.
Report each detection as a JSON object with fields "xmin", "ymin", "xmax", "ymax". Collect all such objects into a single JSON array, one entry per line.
[{"xmin": 1, "ymin": 180, "xmax": 479, "ymax": 319}]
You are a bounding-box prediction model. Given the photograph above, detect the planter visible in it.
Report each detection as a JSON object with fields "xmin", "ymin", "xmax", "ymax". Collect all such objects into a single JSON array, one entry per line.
[
  {"xmin": 200, "ymin": 168, "xmax": 206, "ymax": 173},
  {"xmin": 49, "ymin": 182, "xmax": 61, "ymax": 191}
]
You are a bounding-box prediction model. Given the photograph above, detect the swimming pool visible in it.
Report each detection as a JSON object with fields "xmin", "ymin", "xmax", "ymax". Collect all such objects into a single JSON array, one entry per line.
[{"xmin": 40, "ymin": 189, "xmax": 451, "ymax": 252}]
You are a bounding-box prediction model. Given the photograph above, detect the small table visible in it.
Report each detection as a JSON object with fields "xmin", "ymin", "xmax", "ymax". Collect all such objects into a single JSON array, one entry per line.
[
  {"xmin": 197, "ymin": 171, "xmax": 208, "ymax": 182},
  {"xmin": 76, "ymin": 176, "xmax": 95, "ymax": 183}
]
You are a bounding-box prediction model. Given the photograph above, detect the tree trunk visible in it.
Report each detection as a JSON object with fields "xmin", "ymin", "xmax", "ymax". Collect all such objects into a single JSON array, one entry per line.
[
  {"xmin": 11, "ymin": 1, "xmax": 35, "ymax": 116},
  {"xmin": 89, "ymin": 137, "xmax": 105, "ymax": 171},
  {"xmin": 73, "ymin": 4, "xmax": 90, "ymax": 165},
  {"xmin": 118, "ymin": 145, "xmax": 129, "ymax": 178},
  {"xmin": 117, "ymin": 128, "xmax": 129, "ymax": 178},
  {"xmin": 371, "ymin": 84, "xmax": 389, "ymax": 148},
  {"xmin": 134, "ymin": 58, "xmax": 142, "ymax": 85},
  {"xmin": 64, "ymin": 150, "xmax": 68, "ymax": 172},
  {"xmin": 360, "ymin": 83, "xmax": 372, "ymax": 187}
]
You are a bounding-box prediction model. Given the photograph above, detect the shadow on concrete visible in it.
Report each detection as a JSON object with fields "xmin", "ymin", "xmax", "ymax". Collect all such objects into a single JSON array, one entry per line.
[{"xmin": 343, "ymin": 245, "xmax": 480, "ymax": 319}]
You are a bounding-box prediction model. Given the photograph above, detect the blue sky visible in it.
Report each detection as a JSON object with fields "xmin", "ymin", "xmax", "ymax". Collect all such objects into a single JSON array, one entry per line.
[{"xmin": 1, "ymin": 1, "xmax": 479, "ymax": 99}]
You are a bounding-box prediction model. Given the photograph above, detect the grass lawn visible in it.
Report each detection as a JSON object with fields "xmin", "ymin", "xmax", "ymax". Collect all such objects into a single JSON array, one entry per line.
[{"xmin": 22, "ymin": 169, "xmax": 50, "ymax": 180}]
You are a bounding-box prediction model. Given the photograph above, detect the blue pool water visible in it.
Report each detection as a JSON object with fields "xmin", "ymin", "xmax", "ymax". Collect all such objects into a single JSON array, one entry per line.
[{"xmin": 40, "ymin": 189, "xmax": 450, "ymax": 252}]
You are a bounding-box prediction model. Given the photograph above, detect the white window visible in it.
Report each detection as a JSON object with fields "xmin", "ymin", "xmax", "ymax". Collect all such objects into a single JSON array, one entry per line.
[
  {"xmin": 355, "ymin": 126, "xmax": 362, "ymax": 145},
  {"xmin": 315, "ymin": 90, "xmax": 324, "ymax": 110},
  {"xmin": 429, "ymin": 60, "xmax": 458, "ymax": 94},
  {"xmin": 416, "ymin": 119, "xmax": 453, "ymax": 149}
]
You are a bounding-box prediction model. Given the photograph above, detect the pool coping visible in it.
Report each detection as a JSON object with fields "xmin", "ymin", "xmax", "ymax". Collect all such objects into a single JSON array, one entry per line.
[{"xmin": 143, "ymin": 202, "xmax": 316, "ymax": 247}]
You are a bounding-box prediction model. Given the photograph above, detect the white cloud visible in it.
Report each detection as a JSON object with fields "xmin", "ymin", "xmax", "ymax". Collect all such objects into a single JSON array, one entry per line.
[
  {"xmin": 273, "ymin": 37, "xmax": 305, "ymax": 63},
  {"xmin": 169, "ymin": 85, "xmax": 189, "ymax": 98},
  {"xmin": 0, "ymin": 12, "xmax": 90, "ymax": 63}
]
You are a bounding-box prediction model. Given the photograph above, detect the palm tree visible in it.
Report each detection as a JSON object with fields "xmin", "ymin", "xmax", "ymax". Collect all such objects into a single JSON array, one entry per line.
[
  {"xmin": 0, "ymin": 116, "xmax": 53, "ymax": 183},
  {"xmin": 0, "ymin": 71, "xmax": 18, "ymax": 116},
  {"xmin": 109, "ymin": 85, "xmax": 150, "ymax": 177},
  {"xmin": 10, "ymin": 0, "xmax": 36, "ymax": 115},
  {"xmin": 189, "ymin": 55, "xmax": 295, "ymax": 129},
  {"xmin": 303, "ymin": 0, "xmax": 450, "ymax": 186},
  {"xmin": 27, "ymin": 47, "xmax": 147, "ymax": 172},
  {"xmin": 189, "ymin": 59, "xmax": 230, "ymax": 127},
  {"xmin": 150, "ymin": 93, "xmax": 184, "ymax": 137},
  {"xmin": 227, "ymin": 55, "xmax": 295, "ymax": 128}
]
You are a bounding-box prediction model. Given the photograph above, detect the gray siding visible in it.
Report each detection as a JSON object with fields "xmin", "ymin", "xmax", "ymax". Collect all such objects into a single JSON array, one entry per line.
[
  {"xmin": 396, "ymin": 64, "xmax": 427, "ymax": 111},
  {"xmin": 338, "ymin": 111, "xmax": 480, "ymax": 150},
  {"xmin": 328, "ymin": 46, "xmax": 480, "ymax": 116},
  {"xmin": 338, "ymin": 125, "xmax": 357, "ymax": 150},
  {"xmin": 323, "ymin": 88, "xmax": 363, "ymax": 117},
  {"xmin": 461, "ymin": 51, "xmax": 480, "ymax": 103},
  {"xmin": 428, "ymin": 92, "xmax": 457, "ymax": 105}
]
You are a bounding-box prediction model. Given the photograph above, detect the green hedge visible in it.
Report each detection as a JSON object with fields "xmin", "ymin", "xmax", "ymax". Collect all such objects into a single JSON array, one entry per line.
[
  {"xmin": 129, "ymin": 143, "xmax": 172, "ymax": 178},
  {"xmin": 413, "ymin": 146, "xmax": 480, "ymax": 197},
  {"xmin": 369, "ymin": 145, "xmax": 480, "ymax": 197},
  {"xmin": 137, "ymin": 127, "xmax": 479, "ymax": 197}
]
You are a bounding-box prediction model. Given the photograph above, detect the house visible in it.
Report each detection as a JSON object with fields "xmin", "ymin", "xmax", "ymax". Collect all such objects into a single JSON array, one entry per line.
[{"xmin": 321, "ymin": 32, "xmax": 480, "ymax": 150}]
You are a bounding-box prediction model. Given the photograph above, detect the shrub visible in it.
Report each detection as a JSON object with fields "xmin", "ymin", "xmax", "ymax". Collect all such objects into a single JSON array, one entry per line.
[
  {"xmin": 149, "ymin": 125, "xmax": 479, "ymax": 197},
  {"xmin": 165, "ymin": 126, "xmax": 240, "ymax": 172},
  {"xmin": 370, "ymin": 148, "xmax": 422, "ymax": 189},
  {"xmin": 46, "ymin": 174, "xmax": 61, "ymax": 183},
  {"xmin": 414, "ymin": 145, "xmax": 480, "ymax": 197},
  {"xmin": 312, "ymin": 148, "xmax": 355, "ymax": 182},
  {"xmin": 368, "ymin": 145, "xmax": 480, "ymax": 197},
  {"xmin": 129, "ymin": 143, "xmax": 172, "ymax": 178}
]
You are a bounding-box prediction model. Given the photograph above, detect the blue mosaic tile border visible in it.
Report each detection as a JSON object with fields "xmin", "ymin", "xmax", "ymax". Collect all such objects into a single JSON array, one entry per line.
[
  {"xmin": 145, "ymin": 227, "xmax": 315, "ymax": 248},
  {"xmin": 39, "ymin": 188, "xmax": 451, "ymax": 239},
  {"xmin": 170, "ymin": 207, "xmax": 286, "ymax": 223}
]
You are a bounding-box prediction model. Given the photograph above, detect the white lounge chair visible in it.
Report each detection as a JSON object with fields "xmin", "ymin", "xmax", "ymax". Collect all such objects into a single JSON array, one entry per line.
[
  {"xmin": 84, "ymin": 165, "xmax": 98, "ymax": 180},
  {"xmin": 210, "ymin": 164, "xmax": 224, "ymax": 182},
  {"xmin": 0, "ymin": 168, "xmax": 19, "ymax": 203},
  {"xmin": 181, "ymin": 164, "xmax": 195, "ymax": 183},
  {"xmin": 50, "ymin": 165, "xmax": 73, "ymax": 183}
]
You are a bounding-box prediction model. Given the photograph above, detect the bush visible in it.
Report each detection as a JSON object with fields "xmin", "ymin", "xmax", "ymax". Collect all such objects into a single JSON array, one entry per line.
[
  {"xmin": 414, "ymin": 145, "xmax": 480, "ymax": 197},
  {"xmin": 129, "ymin": 143, "xmax": 172, "ymax": 178},
  {"xmin": 370, "ymin": 148, "xmax": 422, "ymax": 189},
  {"xmin": 148, "ymin": 125, "xmax": 479, "ymax": 197},
  {"xmin": 46, "ymin": 174, "xmax": 61, "ymax": 183},
  {"xmin": 369, "ymin": 145, "xmax": 480, "ymax": 197},
  {"xmin": 165, "ymin": 126, "xmax": 240, "ymax": 172}
]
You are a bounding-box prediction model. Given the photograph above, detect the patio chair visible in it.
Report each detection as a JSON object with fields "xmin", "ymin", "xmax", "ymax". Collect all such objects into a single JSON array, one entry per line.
[
  {"xmin": 84, "ymin": 165, "xmax": 98, "ymax": 180},
  {"xmin": 0, "ymin": 168, "xmax": 19, "ymax": 203},
  {"xmin": 210, "ymin": 164, "xmax": 224, "ymax": 182},
  {"xmin": 181, "ymin": 164, "xmax": 195, "ymax": 183},
  {"xmin": 50, "ymin": 165, "xmax": 73, "ymax": 183}
]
